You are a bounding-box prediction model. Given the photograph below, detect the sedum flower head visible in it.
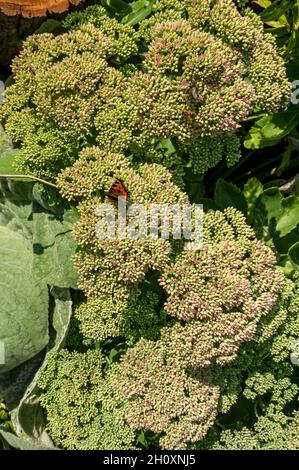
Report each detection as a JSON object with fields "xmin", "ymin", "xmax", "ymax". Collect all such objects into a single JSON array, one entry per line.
[
  {"xmin": 0, "ymin": 0, "xmax": 290, "ymax": 178},
  {"xmin": 63, "ymin": 5, "xmax": 139, "ymax": 62},
  {"xmin": 38, "ymin": 349, "xmax": 136, "ymax": 450},
  {"xmin": 75, "ymin": 289, "xmax": 162, "ymax": 344},
  {"xmin": 58, "ymin": 146, "xmax": 187, "ymax": 294},
  {"xmin": 58, "ymin": 147, "xmax": 186, "ymax": 343},
  {"xmin": 0, "ymin": 13, "xmax": 138, "ymax": 178},
  {"xmin": 159, "ymin": 208, "xmax": 285, "ymax": 366},
  {"xmin": 116, "ymin": 337, "xmax": 220, "ymax": 450}
]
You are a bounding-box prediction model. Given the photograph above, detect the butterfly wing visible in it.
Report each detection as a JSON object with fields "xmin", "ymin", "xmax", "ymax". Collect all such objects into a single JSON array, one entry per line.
[{"xmin": 106, "ymin": 179, "xmax": 130, "ymax": 201}]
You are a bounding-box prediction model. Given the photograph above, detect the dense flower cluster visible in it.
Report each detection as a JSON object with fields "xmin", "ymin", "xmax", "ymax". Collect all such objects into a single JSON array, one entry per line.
[
  {"xmin": 0, "ymin": 1, "xmax": 290, "ymax": 178},
  {"xmin": 115, "ymin": 338, "xmax": 220, "ymax": 450},
  {"xmin": 0, "ymin": 9, "xmax": 138, "ymax": 178},
  {"xmin": 37, "ymin": 199, "xmax": 297, "ymax": 450},
  {"xmin": 57, "ymin": 146, "xmax": 187, "ymax": 342},
  {"xmin": 160, "ymin": 208, "xmax": 285, "ymax": 366},
  {"xmin": 134, "ymin": 0, "xmax": 290, "ymax": 172},
  {"xmin": 75, "ymin": 290, "xmax": 162, "ymax": 344},
  {"xmin": 196, "ymin": 276, "xmax": 299, "ymax": 450},
  {"xmin": 212, "ymin": 412, "xmax": 299, "ymax": 450},
  {"xmin": 38, "ymin": 349, "xmax": 136, "ymax": 450},
  {"xmin": 63, "ymin": 5, "xmax": 139, "ymax": 62},
  {"xmin": 6, "ymin": 1, "xmax": 295, "ymax": 453}
]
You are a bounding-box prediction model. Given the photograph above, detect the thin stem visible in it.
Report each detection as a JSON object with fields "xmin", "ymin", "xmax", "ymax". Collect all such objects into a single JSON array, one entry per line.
[{"xmin": 0, "ymin": 174, "xmax": 58, "ymax": 189}]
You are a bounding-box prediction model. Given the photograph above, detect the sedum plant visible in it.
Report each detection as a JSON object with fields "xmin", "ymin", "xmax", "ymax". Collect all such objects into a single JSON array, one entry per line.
[
  {"xmin": 1, "ymin": 0, "xmax": 298, "ymax": 453},
  {"xmin": 39, "ymin": 152, "xmax": 298, "ymax": 449},
  {"xmin": 0, "ymin": 1, "xmax": 290, "ymax": 179}
]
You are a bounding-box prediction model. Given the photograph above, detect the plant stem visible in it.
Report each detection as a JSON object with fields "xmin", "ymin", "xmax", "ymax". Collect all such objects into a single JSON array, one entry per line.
[{"xmin": 0, "ymin": 173, "xmax": 58, "ymax": 189}]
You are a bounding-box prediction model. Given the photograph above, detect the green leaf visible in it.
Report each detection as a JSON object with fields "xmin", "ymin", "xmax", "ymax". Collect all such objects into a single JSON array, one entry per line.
[
  {"xmin": 276, "ymin": 195, "xmax": 299, "ymax": 236},
  {"xmin": 156, "ymin": 138, "xmax": 176, "ymax": 155},
  {"xmin": 0, "ymin": 225, "xmax": 49, "ymax": 373},
  {"xmin": 260, "ymin": 0, "xmax": 292, "ymax": 21},
  {"xmin": 244, "ymin": 108, "xmax": 299, "ymax": 149},
  {"xmin": 261, "ymin": 187, "xmax": 283, "ymax": 222},
  {"xmin": 0, "ymin": 352, "xmax": 45, "ymax": 410},
  {"xmin": 288, "ymin": 241, "xmax": 299, "ymax": 269},
  {"xmin": 243, "ymin": 177, "xmax": 264, "ymax": 222},
  {"xmin": 35, "ymin": 19, "xmax": 64, "ymax": 35},
  {"xmin": 0, "ymin": 180, "xmax": 78, "ymax": 289},
  {"xmin": 253, "ymin": 0, "xmax": 272, "ymax": 8},
  {"xmin": 275, "ymin": 231, "xmax": 299, "ymax": 255},
  {"xmin": 11, "ymin": 288, "xmax": 72, "ymax": 448},
  {"xmin": 101, "ymin": 0, "xmax": 131, "ymax": 15},
  {"xmin": 121, "ymin": 0, "xmax": 155, "ymax": 25},
  {"xmin": 215, "ymin": 179, "xmax": 247, "ymax": 214},
  {"xmin": 0, "ymin": 179, "xmax": 34, "ymax": 235},
  {"xmin": 0, "ymin": 125, "xmax": 19, "ymax": 174},
  {"xmin": 0, "ymin": 427, "xmax": 55, "ymax": 450},
  {"xmin": 0, "ymin": 124, "xmax": 12, "ymax": 155},
  {"xmin": 32, "ymin": 208, "xmax": 78, "ymax": 289},
  {"xmin": 0, "ymin": 152, "xmax": 19, "ymax": 174}
]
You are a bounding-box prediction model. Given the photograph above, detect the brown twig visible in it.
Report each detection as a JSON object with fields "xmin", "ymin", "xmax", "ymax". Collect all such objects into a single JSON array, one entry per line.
[{"xmin": 0, "ymin": 173, "xmax": 58, "ymax": 189}]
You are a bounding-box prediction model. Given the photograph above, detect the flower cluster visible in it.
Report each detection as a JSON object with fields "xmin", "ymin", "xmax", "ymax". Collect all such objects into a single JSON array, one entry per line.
[
  {"xmin": 6, "ymin": 1, "xmax": 295, "ymax": 452},
  {"xmin": 0, "ymin": 1, "xmax": 290, "ymax": 179},
  {"xmin": 159, "ymin": 208, "xmax": 285, "ymax": 366},
  {"xmin": 196, "ymin": 276, "xmax": 299, "ymax": 450},
  {"xmin": 63, "ymin": 5, "xmax": 139, "ymax": 62},
  {"xmin": 133, "ymin": 0, "xmax": 290, "ymax": 172},
  {"xmin": 211, "ymin": 410, "xmax": 299, "ymax": 450},
  {"xmin": 57, "ymin": 146, "xmax": 187, "ymax": 342},
  {"xmin": 37, "ymin": 201, "xmax": 296, "ymax": 450},
  {"xmin": 75, "ymin": 289, "xmax": 163, "ymax": 344},
  {"xmin": 38, "ymin": 349, "xmax": 136, "ymax": 450},
  {"xmin": 0, "ymin": 11, "xmax": 138, "ymax": 178},
  {"xmin": 115, "ymin": 338, "xmax": 220, "ymax": 450}
]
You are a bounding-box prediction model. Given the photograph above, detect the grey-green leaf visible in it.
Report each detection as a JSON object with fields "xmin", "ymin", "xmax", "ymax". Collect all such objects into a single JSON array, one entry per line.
[
  {"xmin": 0, "ymin": 428, "xmax": 55, "ymax": 450},
  {"xmin": 11, "ymin": 288, "xmax": 72, "ymax": 448},
  {"xmin": 33, "ymin": 209, "xmax": 78, "ymax": 289},
  {"xmin": 0, "ymin": 226, "xmax": 49, "ymax": 373}
]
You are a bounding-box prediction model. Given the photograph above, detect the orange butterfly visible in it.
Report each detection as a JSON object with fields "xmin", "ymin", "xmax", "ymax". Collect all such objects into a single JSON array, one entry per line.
[{"xmin": 106, "ymin": 178, "xmax": 130, "ymax": 201}]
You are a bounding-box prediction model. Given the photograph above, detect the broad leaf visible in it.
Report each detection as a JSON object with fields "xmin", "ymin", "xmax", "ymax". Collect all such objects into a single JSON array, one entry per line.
[
  {"xmin": 0, "ymin": 180, "xmax": 78, "ymax": 289},
  {"xmin": 11, "ymin": 288, "xmax": 72, "ymax": 449},
  {"xmin": 121, "ymin": 0, "xmax": 155, "ymax": 25},
  {"xmin": 288, "ymin": 242, "xmax": 299, "ymax": 270},
  {"xmin": 261, "ymin": 187, "xmax": 283, "ymax": 222},
  {"xmin": 0, "ymin": 427, "xmax": 55, "ymax": 450},
  {"xmin": 276, "ymin": 196, "xmax": 299, "ymax": 236},
  {"xmin": 244, "ymin": 108, "xmax": 299, "ymax": 149},
  {"xmin": 0, "ymin": 226, "xmax": 49, "ymax": 373},
  {"xmin": 0, "ymin": 152, "xmax": 19, "ymax": 174},
  {"xmin": 0, "ymin": 180, "xmax": 34, "ymax": 235},
  {"xmin": 0, "ymin": 124, "xmax": 13, "ymax": 155},
  {"xmin": 33, "ymin": 209, "xmax": 78, "ymax": 289},
  {"xmin": 260, "ymin": 1, "xmax": 292, "ymax": 21},
  {"xmin": 35, "ymin": 19, "xmax": 64, "ymax": 35},
  {"xmin": 215, "ymin": 179, "xmax": 247, "ymax": 214},
  {"xmin": 243, "ymin": 177, "xmax": 264, "ymax": 222}
]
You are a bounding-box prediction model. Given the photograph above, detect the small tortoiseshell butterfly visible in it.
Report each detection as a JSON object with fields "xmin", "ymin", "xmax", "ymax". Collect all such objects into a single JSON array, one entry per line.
[{"xmin": 106, "ymin": 178, "xmax": 130, "ymax": 201}]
